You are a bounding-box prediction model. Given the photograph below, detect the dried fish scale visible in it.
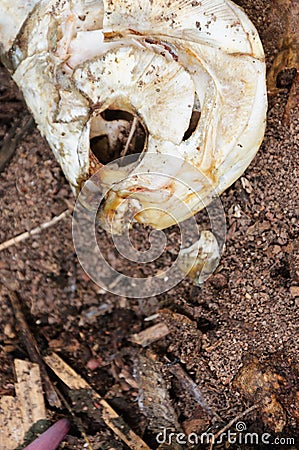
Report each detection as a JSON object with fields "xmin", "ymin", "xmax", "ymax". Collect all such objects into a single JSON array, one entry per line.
[{"xmin": 0, "ymin": 0, "xmax": 267, "ymax": 232}]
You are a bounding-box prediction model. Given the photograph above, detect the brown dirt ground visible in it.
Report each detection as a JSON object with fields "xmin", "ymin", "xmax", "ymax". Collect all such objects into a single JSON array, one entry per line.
[{"xmin": 0, "ymin": 1, "xmax": 298, "ymax": 449}]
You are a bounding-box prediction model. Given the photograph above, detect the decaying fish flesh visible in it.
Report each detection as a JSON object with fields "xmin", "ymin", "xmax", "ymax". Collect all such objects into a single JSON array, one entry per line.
[{"xmin": 0, "ymin": 0, "xmax": 267, "ymax": 233}]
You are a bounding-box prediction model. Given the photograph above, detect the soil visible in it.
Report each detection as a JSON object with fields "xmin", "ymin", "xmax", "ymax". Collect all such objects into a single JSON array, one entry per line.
[{"xmin": 0, "ymin": 1, "xmax": 298, "ymax": 449}]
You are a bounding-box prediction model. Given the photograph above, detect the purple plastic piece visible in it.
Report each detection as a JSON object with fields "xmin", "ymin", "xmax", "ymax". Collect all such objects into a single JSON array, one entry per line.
[{"xmin": 23, "ymin": 418, "xmax": 71, "ymax": 450}]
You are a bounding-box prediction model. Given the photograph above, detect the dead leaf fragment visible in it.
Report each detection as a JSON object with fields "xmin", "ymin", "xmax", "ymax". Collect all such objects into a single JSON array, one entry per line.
[{"xmin": 234, "ymin": 357, "xmax": 286, "ymax": 433}]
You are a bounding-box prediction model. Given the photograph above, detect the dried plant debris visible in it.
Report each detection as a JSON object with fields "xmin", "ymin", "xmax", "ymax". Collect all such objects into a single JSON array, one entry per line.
[
  {"xmin": 0, "ymin": 359, "xmax": 46, "ymax": 450},
  {"xmin": 135, "ymin": 353, "xmax": 180, "ymax": 433},
  {"xmin": 234, "ymin": 355, "xmax": 299, "ymax": 433},
  {"xmin": 168, "ymin": 363, "xmax": 221, "ymax": 423},
  {"xmin": 8, "ymin": 290, "xmax": 61, "ymax": 407},
  {"xmin": 44, "ymin": 352, "xmax": 150, "ymax": 450},
  {"xmin": 0, "ymin": 396, "xmax": 24, "ymax": 449},
  {"xmin": 0, "ymin": 1, "xmax": 298, "ymax": 447},
  {"xmin": 0, "ymin": 0, "xmax": 267, "ymax": 233}
]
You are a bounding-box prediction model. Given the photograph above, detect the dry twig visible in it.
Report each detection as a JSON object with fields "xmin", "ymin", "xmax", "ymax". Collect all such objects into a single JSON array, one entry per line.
[
  {"xmin": 209, "ymin": 404, "xmax": 259, "ymax": 450},
  {"xmin": 0, "ymin": 209, "xmax": 70, "ymax": 252},
  {"xmin": 55, "ymin": 389, "xmax": 93, "ymax": 450}
]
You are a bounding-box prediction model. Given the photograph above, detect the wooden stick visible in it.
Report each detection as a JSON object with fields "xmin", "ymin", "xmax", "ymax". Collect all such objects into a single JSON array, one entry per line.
[
  {"xmin": 130, "ymin": 323, "xmax": 170, "ymax": 347},
  {"xmin": 0, "ymin": 209, "xmax": 70, "ymax": 252},
  {"xmin": 8, "ymin": 291, "xmax": 61, "ymax": 408}
]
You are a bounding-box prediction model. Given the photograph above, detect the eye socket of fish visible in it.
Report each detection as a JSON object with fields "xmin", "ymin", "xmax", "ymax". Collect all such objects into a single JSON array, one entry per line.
[{"xmin": 0, "ymin": 0, "xmax": 267, "ymax": 233}]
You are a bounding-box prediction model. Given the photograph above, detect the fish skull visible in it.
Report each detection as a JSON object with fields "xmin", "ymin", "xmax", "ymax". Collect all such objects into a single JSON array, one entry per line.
[{"xmin": 0, "ymin": 0, "xmax": 267, "ymax": 233}]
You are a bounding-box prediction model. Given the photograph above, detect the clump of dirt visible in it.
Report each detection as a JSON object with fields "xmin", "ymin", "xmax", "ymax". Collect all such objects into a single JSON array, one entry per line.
[{"xmin": 0, "ymin": 0, "xmax": 298, "ymax": 449}]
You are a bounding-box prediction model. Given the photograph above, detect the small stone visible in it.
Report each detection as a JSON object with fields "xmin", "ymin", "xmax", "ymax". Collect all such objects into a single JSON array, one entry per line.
[
  {"xmin": 4, "ymin": 323, "xmax": 15, "ymax": 339},
  {"xmin": 86, "ymin": 358, "xmax": 102, "ymax": 371},
  {"xmin": 210, "ymin": 273, "xmax": 228, "ymax": 289},
  {"xmin": 272, "ymin": 245, "xmax": 282, "ymax": 255},
  {"xmin": 16, "ymin": 271, "xmax": 25, "ymax": 281},
  {"xmin": 290, "ymin": 286, "xmax": 299, "ymax": 297},
  {"xmin": 241, "ymin": 177, "xmax": 253, "ymax": 194}
]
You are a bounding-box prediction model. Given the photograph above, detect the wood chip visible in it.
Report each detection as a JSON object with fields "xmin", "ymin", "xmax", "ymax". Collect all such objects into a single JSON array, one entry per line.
[
  {"xmin": 0, "ymin": 396, "xmax": 24, "ymax": 449},
  {"xmin": 45, "ymin": 354, "xmax": 89, "ymax": 391},
  {"xmin": 0, "ymin": 360, "xmax": 47, "ymax": 450},
  {"xmin": 130, "ymin": 323, "xmax": 170, "ymax": 347},
  {"xmin": 45, "ymin": 353, "xmax": 151, "ymax": 450},
  {"xmin": 14, "ymin": 359, "xmax": 47, "ymax": 433}
]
